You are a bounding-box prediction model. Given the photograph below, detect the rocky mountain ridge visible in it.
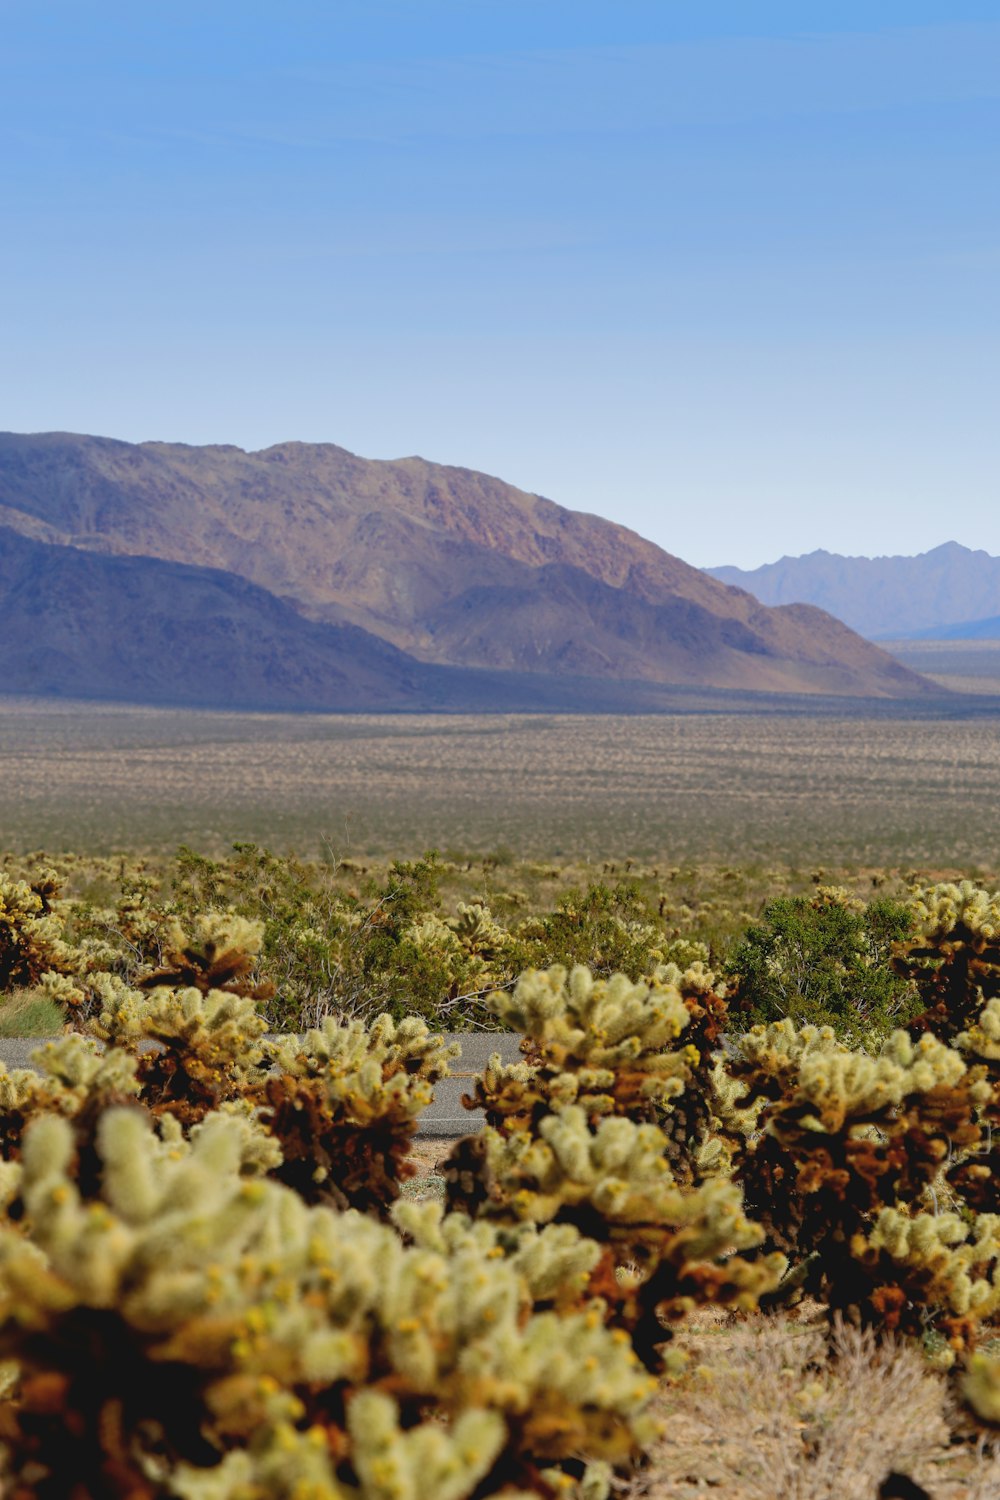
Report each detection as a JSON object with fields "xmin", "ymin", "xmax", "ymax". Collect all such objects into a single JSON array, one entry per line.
[{"xmin": 0, "ymin": 431, "xmax": 937, "ymax": 707}]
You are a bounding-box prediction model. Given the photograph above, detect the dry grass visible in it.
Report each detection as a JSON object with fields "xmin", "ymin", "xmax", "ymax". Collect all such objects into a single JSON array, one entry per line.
[
  {"xmin": 632, "ymin": 1317, "xmax": 1000, "ymax": 1500},
  {"xmin": 0, "ymin": 991, "xmax": 65, "ymax": 1038},
  {"xmin": 400, "ymin": 1140, "xmax": 450, "ymax": 1202},
  {"xmin": 4, "ymin": 701, "xmax": 1000, "ymax": 869}
]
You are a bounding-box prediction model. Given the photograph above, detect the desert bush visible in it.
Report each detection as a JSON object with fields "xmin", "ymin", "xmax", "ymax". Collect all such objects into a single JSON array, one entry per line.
[
  {"xmin": 516, "ymin": 881, "xmax": 672, "ymax": 980},
  {"xmin": 642, "ymin": 1318, "xmax": 968, "ymax": 1500},
  {"xmin": 726, "ymin": 886, "xmax": 916, "ymax": 1042}
]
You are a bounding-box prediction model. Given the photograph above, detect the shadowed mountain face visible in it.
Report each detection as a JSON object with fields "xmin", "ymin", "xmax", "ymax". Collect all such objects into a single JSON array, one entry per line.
[
  {"xmin": 0, "ymin": 527, "xmax": 440, "ymax": 710},
  {"xmin": 708, "ymin": 543, "xmax": 1000, "ymax": 641},
  {"xmin": 0, "ymin": 431, "xmax": 937, "ymax": 704}
]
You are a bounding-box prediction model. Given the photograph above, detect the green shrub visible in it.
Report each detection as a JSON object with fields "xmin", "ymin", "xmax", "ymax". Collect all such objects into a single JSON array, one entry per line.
[{"xmin": 726, "ymin": 886, "xmax": 917, "ymax": 1042}]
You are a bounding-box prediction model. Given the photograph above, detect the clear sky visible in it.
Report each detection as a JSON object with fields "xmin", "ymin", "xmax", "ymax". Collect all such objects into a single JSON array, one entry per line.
[{"xmin": 2, "ymin": 2, "xmax": 998, "ymax": 568}]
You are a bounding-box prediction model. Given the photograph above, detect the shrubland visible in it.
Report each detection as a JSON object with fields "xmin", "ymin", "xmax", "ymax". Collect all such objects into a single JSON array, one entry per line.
[{"xmin": 2, "ymin": 849, "xmax": 1000, "ymax": 1493}]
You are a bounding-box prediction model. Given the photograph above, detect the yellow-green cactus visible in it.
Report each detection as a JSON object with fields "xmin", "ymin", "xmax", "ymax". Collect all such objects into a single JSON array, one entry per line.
[
  {"xmin": 469, "ymin": 963, "xmax": 727, "ymax": 1181},
  {"xmin": 910, "ymin": 881, "xmax": 1000, "ymax": 944},
  {"xmin": 90, "ymin": 982, "xmax": 270, "ymax": 1128},
  {"xmin": 169, "ymin": 1397, "xmax": 539, "ymax": 1500},
  {"xmin": 446, "ymin": 1105, "xmax": 782, "ymax": 1371},
  {"xmin": 0, "ymin": 1033, "xmax": 141, "ymax": 1172},
  {"xmin": 447, "ymin": 902, "xmax": 508, "ymax": 957},
  {"xmin": 963, "ymin": 1350, "xmax": 1000, "ymax": 1425},
  {"xmin": 859, "ymin": 1207, "xmax": 1000, "ymax": 1347},
  {"xmin": 487, "ymin": 964, "xmax": 691, "ymax": 1061},
  {"xmin": 726, "ymin": 1019, "xmax": 847, "ymax": 1109},
  {"xmin": 267, "ymin": 1014, "xmax": 458, "ymax": 1091},
  {"xmin": 0, "ymin": 1108, "xmax": 658, "ymax": 1497},
  {"xmin": 793, "ymin": 1030, "xmax": 969, "ymax": 1133},
  {"xmin": 0, "ymin": 870, "xmax": 74, "ymax": 991},
  {"xmin": 392, "ymin": 1200, "xmax": 602, "ymax": 1311},
  {"xmin": 134, "ymin": 911, "xmax": 275, "ymax": 1008},
  {"xmin": 260, "ymin": 1016, "xmax": 458, "ymax": 1213},
  {"xmin": 957, "ymin": 996, "xmax": 1000, "ymax": 1063},
  {"xmin": 29, "ymin": 1034, "xmax": 141, "ymax": 1098},
  {"xmin": 733, "ymin": 1018, "xmax": 989, "ymax": 1330},
  {"xmin": 896, "ymin": 880, "xmax": 1000, "ymax": 1041}
]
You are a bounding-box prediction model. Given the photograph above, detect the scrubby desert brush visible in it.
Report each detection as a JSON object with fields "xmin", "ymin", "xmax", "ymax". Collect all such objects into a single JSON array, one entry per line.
[
  {"xmin": 638, "ymin": 1317, "xmax": 998, "ymax": 1500},
  {"xmin": 725, "ymin": 884, "xmax": 918, "ymax": 1043},
  {"xmin": 34, "ymin": 847, "xmax": 708, "ymax": 1035}
]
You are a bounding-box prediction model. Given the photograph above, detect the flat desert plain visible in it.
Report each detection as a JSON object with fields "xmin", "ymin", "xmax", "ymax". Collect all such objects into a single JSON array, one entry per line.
[{"xmin": 4, "ymin": 698, "xmax": 1000, "ymax": 868}]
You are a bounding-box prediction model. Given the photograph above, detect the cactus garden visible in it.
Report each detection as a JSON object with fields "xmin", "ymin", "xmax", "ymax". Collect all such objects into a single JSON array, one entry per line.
[{"xmin": 2, "ymin": 848, "xmax": 1000, "ymax": 1495}]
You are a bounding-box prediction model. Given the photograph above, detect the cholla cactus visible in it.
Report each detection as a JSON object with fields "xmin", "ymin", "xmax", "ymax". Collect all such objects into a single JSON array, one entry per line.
[
  {"xmin": 0, "ymin": 870, "xmax": 75, "ymax": 991},
  {"xmin": 91, "ymin": 982, "xmax": 271, "ymax": 1129},
  {"xmin": 0, "ymin": 1034, "xmax": 140, "ymax": 1186},
  {"xmin": 78, "ymin": 920, "xmax": 274, "ymax": 1131},
  {"xmin": 859, "ymin": 1207, "xmax": 1000, "ymax": 1350},
  {"xmin": 964, "ymin": 1349, "xmax": 1000, "ymax": 1425},
  {"xmin": 469, "ymin": 964, "xmax": 726, "ymax": 1181},
  {"xmin": 446, "ymin": 1106, "xmax": 783, "ymax": 1371},
  {"xmin": 447, "ymin": 902, "xmax": 508, "ymax": 958},
  {"xmin": 259, "ymin": 1015, "xmax": 459, "ymax": 1213},
  {"xmin": 729, "ymin": 1018, "xmax": 845, "ymax": 1080},
  {"xmin": 138, "ymin": 912, "xmax": 274, "ymax": 1002},
  {"xmin": 393, "ymin": 1200, "xmax": 603, "ymax": 1313},
  {"xmin": 897, "ymin": 880, "xmax": 1000, "ymax": 1040},
  {"xmin": 732, "ymin": 1021, "xmax": 986, "ymax": 1330},
  {"xmin": 169, "ymin": 1396, "xmax": 537, "ymax": 1500},
  {"xmin": 0, "ymin": 1108, "xmax": 657, "ymax": 1498},
  {"xmin": 950, "ymin": 996, "xmax": 1000, "ymax": 1212},
  {"xmin": 402, "ymin": 904, "xmax": 513, "ymax": 1011}
]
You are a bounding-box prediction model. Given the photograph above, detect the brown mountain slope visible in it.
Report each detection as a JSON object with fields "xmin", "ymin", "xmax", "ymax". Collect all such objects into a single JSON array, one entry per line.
[
  {"xmin": 0, "ymin": 431, "xmax": 937, "ymax": 698},
  {"xmin": 0, "ymin": 526, "xmax": 439, "ymax": 710}
]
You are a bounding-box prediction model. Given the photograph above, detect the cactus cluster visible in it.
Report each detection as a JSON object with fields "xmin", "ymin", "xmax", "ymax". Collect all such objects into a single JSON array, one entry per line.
[
  {"xmin": 732, "ymin": 1024, "xmax": 986, "ymax": 1312},
  {"xmin": 447, "ymin": 1104, "xmax": 783, "ymax": 1370},
  {"xmin": 468, "ymin": 962, "xmax": 726, "ymax": 1182},
  {"xmin": 10, "ymin": 856, "xmax": 1000, "ymax": 1478},
  {"xmin": 0, "ymin": 1109, "xmax": 656, "ymax": 1498},
  {"xmin": 898, "ymin": 880, "xmax": 1000, "ymax": 1040},
  {"xmin": 260, "ymin": 1016, "xmax": 458, "ymax": 1212},
  {"xmin": 0, "ymin": 871, "xmax": 74, "ymax": 993}
]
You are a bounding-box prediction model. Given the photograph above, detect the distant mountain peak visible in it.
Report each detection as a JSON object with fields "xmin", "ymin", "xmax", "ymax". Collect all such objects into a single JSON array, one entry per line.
[{"xmin": 707, "ymin": 543, "xmax": 1000, "ymax": 640}]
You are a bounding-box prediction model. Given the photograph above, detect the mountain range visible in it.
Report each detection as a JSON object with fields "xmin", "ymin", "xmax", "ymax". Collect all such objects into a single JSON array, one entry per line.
[
  {"xmin": 708, "ymin": 543, "xmax": 1000, "ymax": 641},
  {"xmin": 0, "ymin": 432, "xmax": 936, "ymax": 711}
]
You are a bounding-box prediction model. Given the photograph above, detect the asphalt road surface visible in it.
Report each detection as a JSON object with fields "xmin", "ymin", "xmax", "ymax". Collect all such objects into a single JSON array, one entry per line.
[{"xmin": 0, "ymin": 1033, "xmax": 523, "ymax": 1139}]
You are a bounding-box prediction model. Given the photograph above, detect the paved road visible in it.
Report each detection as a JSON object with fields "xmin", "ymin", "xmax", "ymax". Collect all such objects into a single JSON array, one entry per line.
[
  {"xmin": 421, "ymin": 1033, "xmax": 522, "ymax": 1138},
  {"xmin": 0, "ymin": 1033, "xmax": 523, "ymax": 1139}
]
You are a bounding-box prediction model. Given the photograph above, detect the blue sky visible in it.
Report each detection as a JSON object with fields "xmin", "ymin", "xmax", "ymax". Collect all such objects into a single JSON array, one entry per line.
[{"xmin": 2, "ymin": 2, "xmax": 998, "ymax": 568}]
